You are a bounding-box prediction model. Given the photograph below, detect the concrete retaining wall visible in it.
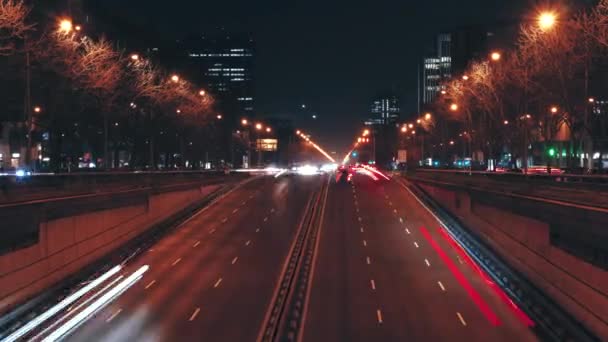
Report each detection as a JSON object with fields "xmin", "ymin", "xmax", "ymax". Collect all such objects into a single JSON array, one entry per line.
[
  {"xmin": 0, "ymin": 184, "xmax": 220, "ymax": 314},
  {"xmin": 416, "ymin": 181, "xmax": 608, "ymax": 339}
]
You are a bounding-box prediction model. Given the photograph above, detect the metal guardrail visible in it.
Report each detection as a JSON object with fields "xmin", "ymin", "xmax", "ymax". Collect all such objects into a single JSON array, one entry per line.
[
  {"xmin": 400, "ymin": 178, "xmax": 599, "ymax": 341},
  {"xmin": 259, "ymin": 176, "xmax": 328, "ymax": 342},
  {"xmin": 415, "ymin": 168, "xmax": 608, "ymax": 185}
]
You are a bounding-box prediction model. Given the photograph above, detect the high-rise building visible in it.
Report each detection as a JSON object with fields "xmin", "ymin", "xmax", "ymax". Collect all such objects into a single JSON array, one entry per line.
[
  {"xmin": 181, "ymin": 32, "xmax": 255, "ymax": 116},
  {"xmin": 369, "ymin": 94, "xmax": 400, "ymax": 125}
]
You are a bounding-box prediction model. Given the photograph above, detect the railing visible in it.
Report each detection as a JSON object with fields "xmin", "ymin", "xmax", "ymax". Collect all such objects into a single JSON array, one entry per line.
[{"xmin": 415, "ymin": 168, "xmax": 608, "ymax": 185}]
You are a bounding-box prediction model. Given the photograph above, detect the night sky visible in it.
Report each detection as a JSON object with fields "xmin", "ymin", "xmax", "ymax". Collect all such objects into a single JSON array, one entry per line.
[{"xmin": 88, "ymin": 0, "xmax": 530, "ymax": 154}]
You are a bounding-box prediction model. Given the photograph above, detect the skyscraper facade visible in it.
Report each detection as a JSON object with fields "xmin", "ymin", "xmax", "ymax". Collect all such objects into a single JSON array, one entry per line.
[
  {"xmin": 182, "ymin": 32, "xmax": 255, "ymax": 117},
  {"xmin": 369, "ymin": 94, "xmax": 400, "ymax": 125}
]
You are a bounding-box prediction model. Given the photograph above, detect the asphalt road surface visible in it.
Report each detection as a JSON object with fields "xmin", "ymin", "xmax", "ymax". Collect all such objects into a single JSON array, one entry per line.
[
  {"xmin": 23, "ymin": 172, "xmax": 543, "ymax": 341},
  {"xmin": 30, "ymin": 175, "xmax": 320, "ymax": 341},
  {"xmin": 302, "ymin": 173, "xmax": 540, "ymax": 341}
]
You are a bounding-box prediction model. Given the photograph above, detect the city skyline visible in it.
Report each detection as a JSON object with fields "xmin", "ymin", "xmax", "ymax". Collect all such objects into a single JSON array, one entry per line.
[{"xmin": 85, "ymin": 0, "xmax": 530, "ymax": 153}]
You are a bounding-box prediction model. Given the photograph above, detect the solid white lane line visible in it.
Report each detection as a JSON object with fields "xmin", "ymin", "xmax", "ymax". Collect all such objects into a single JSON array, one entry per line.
[
  {"xmin": 363, "ymin": 240, "xmax": 367, "ymax": 247},
  {"xmin": 425, "ymin": 259, "xmax": 431, "ymax": 267},
  {"xmin": 438, "ymin": 281, "xmax": 446, "ymax": 291},
  {"xmin": 172, "ymin": 258, "xmax": 182, "ymax": 266},
  {"xmin": 145, "ymin": 280, "xmax": 156, "ymax": 289},
  {"xmin": 232, "ymin": 208, "xmax": 239, "ymax": 214},
  {"xmin": 414, "ymin": 242, "xmax": 419, "ymax": 248},
  {"xmin": 405, "ymin": 228, "xmax": 410, "ymax": 234},
  {"xmin": 232, "ymin": 257, "xmax": 238, "ymax": 265},
  {"xmin": 189, "ymin": 308, "xmax": 201, "ymax": 321},
  {"xmin": 377, "ymin": 309, "xmax": 384, "ymax": 324},
  {"xmin": 370, "ymin": 279, "xmax": 376, "ymax": 290},
  {"xmin": 214, "ymin": 278, "xmax": 223, "ymax": 288},
  {"xmin": 106, "ymin": 309, "xmax": 122, "ymax": 323},
  {"xmin": 366, "ymin": 257, "xmax": 371, "ymax": 265},
  {"xmin": 193, "ymin": 241, "xmax": 200, "ymax": 247},
  {"xmin": 457, "ymin": 312, "xmax": 467, "ymax": 326},
  {"xmin": 245, "ymin": 240, "xmax": 251, "ymax": 246}
]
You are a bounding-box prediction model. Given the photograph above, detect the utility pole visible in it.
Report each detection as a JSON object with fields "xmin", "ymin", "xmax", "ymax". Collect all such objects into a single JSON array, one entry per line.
[{"xmin": 24, "ymin": 38, "xmax": 33, "ymax": 170}]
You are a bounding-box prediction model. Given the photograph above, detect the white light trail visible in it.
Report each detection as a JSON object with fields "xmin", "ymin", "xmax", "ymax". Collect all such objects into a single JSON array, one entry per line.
[
  {"xmin": 2, "ymin": 265, "xmax": 122, "ymax": 342},
  {"xmin": 42, "ymin": 265, "xmax": 149, "ymax": 342}
]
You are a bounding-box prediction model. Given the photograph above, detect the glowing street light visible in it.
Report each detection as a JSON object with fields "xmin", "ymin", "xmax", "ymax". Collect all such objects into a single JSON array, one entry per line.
[
  {"xmin": 450, "ymin": 103, "xmax": 459, "ymax": 111},
  {"xmin": 296, "ymin": 130, "xmax": 301, "ymax": 135},
  {"xmin": 216, "ymin": 114, "xmax": 223, "ymax": 120},
  {"xmin": 462, "ymin": 75, "xmax": 469, "ymax": 81},
  {"xmin": 408, "ymin": 123, "xmax": 414, "ymax": 129},
  {"xmin": 440, "ymin": 90, "xmax": 447, "ymax": 95},
  {"xmin": 255, "ymin": 123, "xmax": 263, "ymax": 130},
  {"xmin": 504, "ymin": 120, "xmax": 509, "ymax": 125},
  {"xmin": 34, "ymin": 106, "xmax": 42, "ymax": 113},
  {"xmin": 59, "ymin": 19, "xmax": 73, "ymax": 33},
  {"xmin": 266, "ymin": 127, "xmax": 272, "ymax": 133},
  {"xmin": 538, "ymin": 12, "xmax": 557, "ymax": 31},
  {"xmin": 130, "ymin": 54, "xmax": 139, "ymax": 61},
  {"xmin": 176, "ymin": 109, "xmax": 181, "ymax": 114},
  {"xmin": 449, "ymin": 140, "xmax": 455, "ymax": 145},
  {"xmin": 550, "ymin": 106, "xmax": 558, "ymax": 114},
  {"xmin": 424, "ymin": 112, "xmax": 432, "ymax": 121},
  {"xmin": 199, "ymin": 90, "xmax": 206, "ymax": 96},
  {"xmin": 171, "ymin": 75, "xmax": 180, "ymax": 83},
  {"xmin": 241, "ymin": 119, "xmax": 249, "ymax": 125},
  {"xmin": 416, "ymin": 119, "xmax": 421, "ymax": 124},
  {"xmin": 363, "ymin": 129, "xmax": 370, "ymax": 136},
  {"xmin": 75, "ymin": 25, "xmax": 82, "ymax": 31},
  {"xmin": 401, "ymin": 126, "xmax": 407, "ymax": 133},
  {"xmin": 588, "ymin": 97, "xmax": 595, "ymax": 103},
  {"xmin": 490, "ymin": 51, "xmax": 501, "ymax": 61}
]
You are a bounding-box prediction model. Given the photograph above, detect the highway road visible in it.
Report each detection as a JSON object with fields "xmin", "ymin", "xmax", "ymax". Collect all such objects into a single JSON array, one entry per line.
[
  {"xmin": 24, "ymin": 175, "xmax": 321, "ymax": 341},
  {"xmin": 302, "ymin": 173, "xmax": 540, "ymax": 341},
  {"xmin": 12, "ymin": 171, "xmax": 548, "ymax": 341}
]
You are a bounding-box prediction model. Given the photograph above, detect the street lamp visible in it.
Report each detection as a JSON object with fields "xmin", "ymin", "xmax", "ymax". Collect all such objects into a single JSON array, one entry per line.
[
  {"xmin": 217, "ymin": 114, "xmax": 223, "ymax": 120},
  {"xmin": 296, "ymin": 130, "xmax": 301, "ymax": 135},
  {"xmin": 171, "ymin": 74, "xmax": 180, "ymax": 83},
  {"xmin": 462, "ymin": 75, "xmax": 469, "ymax": 81},
  {"xmin": 538, "ymin": 12, "xmax": 557, "ymax": 31},
  {"xmin": 490, "ymin": 51, "xmax": 501, "ymax": 61},
  {"xmin": 130, "ymin": 54, "xmax": 139, "ymax": 61},
  {"xmin": 241, "ymin": 118, "xmax": 249, "ymax": 126},
  {"xmin": 416, "ymin": 119, "xmax": 421, "ymax": 124},
  {"xmin": 588, "ymin": 97, "xmax": 595, "ymax": 103},
  {"xmin": 59, "ymin": 19, "xmax": 73, "ymax": 33},
  {"xmin": 504, "ymin": 120, "xmax": 509, "ymax": 125},
  {"xmin": 449, "ymin": 140, "xmax": 455, "ymax": 145},
  {"xmin": 176, "ymin": 109, "xmax": 181, "ymax": 114},
  {"xmin": 401, "ymin": 126, "xmax": 407, "ymax": 133},
  {"xmin": 363, "ymin": 129, "xmax": 370, "ymax": 136},
  {"xmin": 266, "ymin": 127, "xmax": 271, "ymax": 133},
  {"xmin": 550, "ymin": 106, "xmax": 558, "ymax": 114},
  {"xmin": 255, "ymin": 123, "xmax": 263, "ymax": 130},
  {"xmin": 424, "ymin": 113, "xmax": 432, "ymax": 121},
  {"xmin": 408, "ymin": 123, "xmax": 414, "ymax": 129},
  {"xmin": 75, "ymin": 25, "xmax": 82, "ymax": 31},
  {"xmin": 199, "ymin": 90, "xmax": 206, "ymax": 96},
  {"xmin": 33, "ymin": 106, "xmax": 41, "ymax": 113},
  {"xmin": 450, "ymin": 103, "xmax": 458, "ymax": 111}
]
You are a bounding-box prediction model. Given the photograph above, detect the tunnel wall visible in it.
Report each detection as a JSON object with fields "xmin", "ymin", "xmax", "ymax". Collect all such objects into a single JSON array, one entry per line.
[
  {"xmin": 414, "ymin": 180, "xmax": 608, "ymax": 339},
  {"xmin": 0, "ymin": 183, "xmax": 222, "ymax": 315}
]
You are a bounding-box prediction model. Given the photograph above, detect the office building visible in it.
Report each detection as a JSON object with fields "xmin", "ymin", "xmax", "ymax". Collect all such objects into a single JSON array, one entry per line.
[
  {"xmin": 181, "ymin": 32, "xmax": 255, "ymax": 117},
  {"xmin": 369, "ymin": 93, "xmax": 400, "ymax": 125}
]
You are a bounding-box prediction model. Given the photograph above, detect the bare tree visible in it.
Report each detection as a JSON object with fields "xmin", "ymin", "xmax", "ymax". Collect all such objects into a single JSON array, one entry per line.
[{"xmin": 0, "ymin": 0, "xmax": 33, "ymax": 55}]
